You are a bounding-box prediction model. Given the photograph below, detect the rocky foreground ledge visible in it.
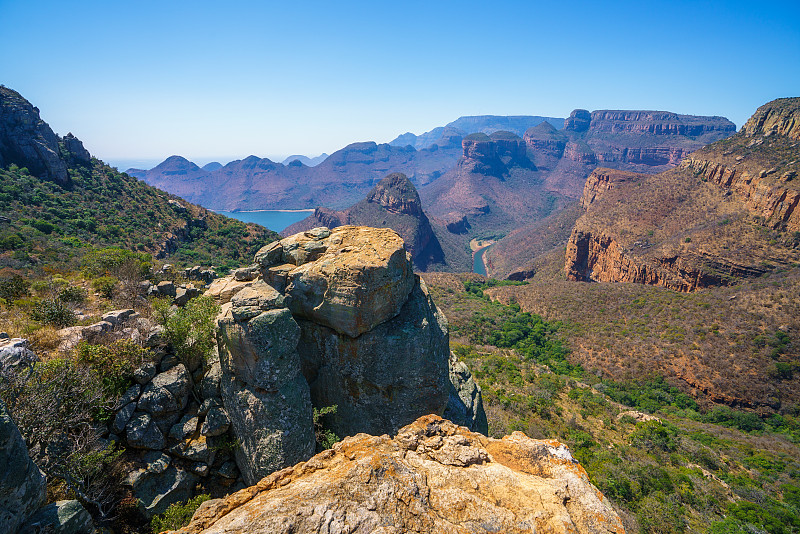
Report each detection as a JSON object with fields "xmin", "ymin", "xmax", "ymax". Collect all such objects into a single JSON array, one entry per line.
[{"xmin": 169, "ymin": 414, "xmax": 625, "ymax": 534}]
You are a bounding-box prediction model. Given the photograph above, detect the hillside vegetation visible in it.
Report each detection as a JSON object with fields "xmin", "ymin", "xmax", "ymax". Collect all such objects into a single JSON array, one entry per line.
[{"xmin": 423, "ymin": 273, "xmax": 800, "ymax": 534}]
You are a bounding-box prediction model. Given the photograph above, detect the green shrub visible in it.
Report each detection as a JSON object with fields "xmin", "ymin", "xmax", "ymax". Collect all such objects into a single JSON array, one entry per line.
[
  {"xmin": 81, "ymin": 247, "xmax": 151, "ymax": 278},
  {"xmin": 29, "ymin": 297, "xmax": 76, "ymax": 327},
  {"xmin": 91, "ymin": 276, "xmax": 118, "ymax": 299},
  {"xmin": 160, "ymin": 295, "xmax": 220, "ymax": 370},
  {"xmin": 58, "ymin": 285, "xmax": 87, "ymax": 304},
  {"xmin": 630, "ymin": 420, "xmax": 677, "ymax": 452},
  {"xmin": 150, "ymin": 494, "xmax": 211, "ymax": 533},
  {"xmin": 313, "ymin": 405, "xmax": 340, "ymax": 451},
  {"xmin": 0, "ymin": 274, "xmax": 30, "ymax": 302}
]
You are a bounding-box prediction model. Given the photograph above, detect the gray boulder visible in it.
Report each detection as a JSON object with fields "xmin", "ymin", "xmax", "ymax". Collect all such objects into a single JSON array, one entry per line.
[
  {"xmin": 0, "ymin": 400, "xmax": 47, "ymax": 533},
  {"xmin": 20, "ymin": 499, "xmax": 95, "ymax": 534},
  {"xmin": 200, "ymin": 407, "xmax": 230, "ymax": 437},
  {"xmin": 217, "ymin": 294, "xmax": 314, "ymax": 485},
  {"xmin": 296, "ymin": 277, "xmax": 450, "ymax": 438},
  {"xmin": 125, "ymin": 413, "xmax": 166, "ymax": 450},
  {"xmin": 112, "ymin": 402, "xmax": 137, "ymax": 435},
  {"xmin": 137, "ymin": 364, "xmax": 190, "ymax": 417},
  {"xmin": 0, "ymin": 338, "xmax": 38, "ymax": 369},
  {"xmin": 130, "ymin": 465, "xmax": 197, "ymax": 519}
]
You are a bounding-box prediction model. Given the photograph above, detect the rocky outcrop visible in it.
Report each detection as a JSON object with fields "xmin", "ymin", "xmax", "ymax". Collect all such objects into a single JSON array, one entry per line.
[
  {"xmin": 741, "ymin": 97, "xmax": 800, "ymax": 140},
  {"xmin": 0, "ymin": 86, "xmax": 69, "ymax": 184},
  {"xmin": 0, "ymin": 399, "xmax": 47, "ymax": 533},
  {"xmin": 62, "ymin": 132, "xmax": 91, "ymax": 164},
  {"xmin": 214, "ymin": 226, "xmax": 484, "ymax": 484},
  {"xmin": 444, "ymin": 352, "xmax": 488, "ymax": 434},
  {"xmin": 564, "ymin": 109, "xmax": 592, "ymax": 132},
  {"xmin": 681, "ymin": 156, "xmax": 800, "ymax": 232},
  {"xmin": 580, "ymin": 168, "xmax": 645, "ymax": 209},
  {"xmin": 172, "ymin": 415, "xmax": 625, "ymax": 534}
]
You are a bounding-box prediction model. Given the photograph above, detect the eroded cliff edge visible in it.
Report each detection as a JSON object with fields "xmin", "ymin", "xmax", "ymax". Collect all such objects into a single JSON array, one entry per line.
[{"xmin": 565, "ymin": 98, "xmax": 800, "ymax": 291}]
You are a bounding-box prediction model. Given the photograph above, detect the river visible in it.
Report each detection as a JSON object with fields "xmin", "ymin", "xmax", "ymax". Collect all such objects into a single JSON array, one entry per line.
[{"xmin": 473, "ymin": 245, "xmax": 492, "ymax": 275}]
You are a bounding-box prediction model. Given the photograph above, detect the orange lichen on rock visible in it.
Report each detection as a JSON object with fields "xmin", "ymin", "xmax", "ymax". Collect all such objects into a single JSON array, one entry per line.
[{"xmin": 170, "ymin": 415, "xmax": 625, "ymax": 534}]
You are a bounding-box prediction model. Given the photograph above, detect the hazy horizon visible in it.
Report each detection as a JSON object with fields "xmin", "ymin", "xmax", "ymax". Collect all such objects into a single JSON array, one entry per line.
[{"xmin": 2, "ymin": 0, "xmax": 798, "ymax": 165}]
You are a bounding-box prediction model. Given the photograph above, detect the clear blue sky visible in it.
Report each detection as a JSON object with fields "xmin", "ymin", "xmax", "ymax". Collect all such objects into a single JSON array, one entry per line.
[{"xmin": 1, "ymin": 0, "xmax": 798, "ymax": 167}]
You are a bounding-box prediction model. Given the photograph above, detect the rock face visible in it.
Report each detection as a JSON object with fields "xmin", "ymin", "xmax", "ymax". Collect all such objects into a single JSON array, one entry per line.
[
  {"xmin": 564, "ymin": 98, "xmax": 800, "ymax": 291},
  {"xmin": 0, "ymin": 399, "xmax": 47, "ymax": 533},
  {"xmin": 283, "ymin": 173, "xmax": 451, "ymax": 271},
  {"xmin": 216, "ymin": 283, "xmax": 315, "ymax": 485},
  {"xmin": 0, "ymin": 86, "xmax": 69, "ymax": 184},
  {"xmin": 214, "ymin": 226, "xmax": 483, "ymax": 483},
  {"xmin": 740, "ymin": 97, "xmax": 800, "ymax": 140},
  {"xmin": 172, "ymin": 415, "xmax": 624, "ymax": 534}
]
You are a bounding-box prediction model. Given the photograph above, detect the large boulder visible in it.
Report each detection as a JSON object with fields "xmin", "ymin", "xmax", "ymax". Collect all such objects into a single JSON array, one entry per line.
[
  {"xmin": 297, "ymin": 277, "xmax": 450, "ymax": 438},
  {"xmin": 0, "ymin": 400, "xmax": 47, "ymax": 533},
  {"xmin": 172, "ymin": 415, "xmax": 625, "ymax": 534},
  {"xmin": 262, "ymin": 226, "xmax": 415, "ymax": 338}
]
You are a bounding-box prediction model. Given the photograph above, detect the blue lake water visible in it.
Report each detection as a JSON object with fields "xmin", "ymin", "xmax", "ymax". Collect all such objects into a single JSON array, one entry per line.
[{"xmin": 214, "ymin": 210, "xmax": 314, "ymax": 232}]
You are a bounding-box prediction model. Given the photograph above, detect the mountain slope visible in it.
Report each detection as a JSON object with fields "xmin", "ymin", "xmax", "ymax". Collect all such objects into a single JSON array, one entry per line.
[
  {"xmin": 0, "ymin": 87, "xmax": 278, "ymax": 273},
  {"xmin": 283, "ymin": 173, "xmax": 471, "ymax": 271}
]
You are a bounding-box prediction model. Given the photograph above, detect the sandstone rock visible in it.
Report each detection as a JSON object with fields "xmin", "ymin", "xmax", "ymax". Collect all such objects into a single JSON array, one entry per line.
[
  {"xmin": 444, "ymin": 352, "xmax": 488, "ymax": 434},
  {"xmin": 565, "ymin": 109, "xmax": 592, "ymax": 132},
  {"xmin": 174, "ymin": 286, "xmax": 201, "ymax": 307},
  {"xmin": 205, "ymin": 276, "xmax": 253, "ymax": 304},
  {"xmin": 21, "ymin": 499, "xmax": 95, "ymax": 534},
  {"xmin": 742, "ymin": 97, "xmax": 800, "ymax": 140},
  {"xmin": 173, "ymin": 415, "xmax": 624, "ymax": 534},
  {"xmin": 281, "ymin": 226, "xmax": 415, "ymax": 338},
  {"xmin": 233, "ymin": 264, "xmax": 262, "ymax": 282},
  {"xmin": 297, "ymin": 277, "xmax": 450, "ymax": 438},
  {"xmin": 254, "ymin": 241, "xmax": 283, "ymax": 267},
  {"xmin": 126, "ymin": 413, "xmax": 166, "ymax": 450},
  {"xmin": 157, "ymin": 281, "xmax": 177, "ymax": 298},
  {"xmin": 0, "ymin": 399, "xmax": 47, "ymax": 533}
]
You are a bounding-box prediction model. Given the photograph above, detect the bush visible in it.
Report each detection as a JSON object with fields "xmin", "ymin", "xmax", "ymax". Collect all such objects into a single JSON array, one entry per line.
[
  {"xmin": 91, "ymin": 276, "xmax": 117, "ymax": 299},
  {"xmin": 159, "ymin": 295, "xmax": 219, "ymax": 370},
  {"xmin": 58, "ymin": 285, "xmax": 87, "ymax": 304},
  {"xmin": 0, "ymin": 274, "xmax": 30, "ymax": 301},
  {"xmin": 74, "ymin": 340, "xmax": 151, "ymax": 413},
  {"xmin": 81, "ymin": 247, "xmax": 151, "ymax": 278},
  {"xmin": 29, "ymin": 297, "xmax": 76, "ymax": 327},
  {"xmin": 630, "ymin": 420, "xmax": 677, "ymax": 452},
  {"xmin": 313, "ymin": 405, "xmax": 340, "ymax": 451},
  {"xmin": 150, "ymin": 494, "xmax": 211, "ymax": 533}
]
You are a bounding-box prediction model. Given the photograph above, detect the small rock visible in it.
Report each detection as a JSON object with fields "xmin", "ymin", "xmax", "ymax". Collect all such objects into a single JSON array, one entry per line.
[
  {"xmin": 102, "ymin": 309, "xmax": 137, "ymax": 326},
  {"xmin": 201, "ymin": 407, "xmax": 230, "ymax": 437},
  {"xmin": 137, "ymin": 364, "xmax": 191, "ymax": 416},
  {"xmin": 169, "ymin": 415, "xmax": 199, "ymax": 441},
  {"xmin": 198, "ymin": 397, "xmax": 221, "ymax": 417},
  {"xmin": 139, "ymin": 280, "xmax": 154, "ymax": 295},
  {"xmin": 200, "ymin": 361, "xmax": 222, "ymax": 399},
  {"xmin": 233, "ymin": 264, "xmax": 262, "ymax": 282},
  {"xmin": 143, "ymin": 451, "xmax": 171, "ymax": 474},
  {"xmin": 157, "ymin": 281, "xmax": 176, "ymax": 298},
  {"xmin": 159, "ymin": 353, "xmax": 180, "ymax": 372},
  {"xmin": 215, "ymin": 460, "xmax": 238, "ymax": 479},
  {"xmin": 117, "ymin": 384, "xmax": 141, "ymax": 409},
  {"xmin": 112, "ymin": 402, "xmax": 137, "ymax": 435},
  {"xmin": 189, "ymin": 462, "xmax": 210, "ymax": 477},
  {"xmin": 0, "ymin": 338, "xmax": 38, "ymax": 369},
  {"xmin": 134, "ymin": 362, "xmax": 158, "ymax": 385},
  {"xmin": 126, "ymin": 413, "xmax": 166, "ymax": 450},
  {"xmin": 169, "ymin": 438, "xmax": 214, "ymax": 463},
  {"xmin": 0, "ymin": 332, "xmax": 9, "ymax": 339},
  {"xmin": 21, "ymin": 500, "xmax": 95, "ymax": 534}
]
